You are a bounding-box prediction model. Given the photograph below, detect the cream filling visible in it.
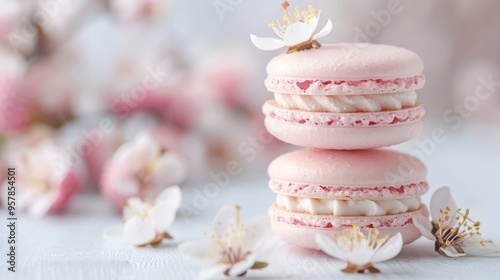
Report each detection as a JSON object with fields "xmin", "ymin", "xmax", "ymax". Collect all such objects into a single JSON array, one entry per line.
[
  {"xmin": 274, "ymin": 91, "xmax": 417, "ymax": 113},
  {"xmin": 276, "ymin": 194, "xmax": 421, "ymax": 216}
]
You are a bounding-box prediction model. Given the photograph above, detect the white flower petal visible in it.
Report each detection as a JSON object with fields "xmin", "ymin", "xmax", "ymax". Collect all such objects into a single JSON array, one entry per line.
[
  {"xmin": 123, "ymin": 216, "xmax": 156, "ymax": 246},
  {"xmin": 413, "ymin": 214, "xmax": 436, "ymax": 241},
  {"xmin": 155, "ymin": 185, "xmax": 182, "ymax": 210},
  {"xmin": 313, "ymin": 19, "xmax": 333, "ymax": 40},
  {"xmin": 462, "ymin": 243, "xmax": 500, "ymax": 256},
  {"xmin": 229, "ymin": 254, "xmax": 257, "ymax": 276},
  {"xmin": 243, "ymin": 216, "xmax": 271, "ymax": 252},
  {"xmin": 347, "ymin": 248, "xmax": 377, "ymax": 266},
  {"xmin": 309, "ymin": 14, "xmax": 320, "ymax": 33},
  {"xmin": 440, "ymin": 247, "xmax": 466, "ymax": 258},
  {"xmin": 103, "ymin": 225, "xmax": 128, "ymax": 244},
  {"xmin": 199, "ymin": 264, "xmax": 230, "ymax": 280},
  {"xmin": 179, "ymin": 238, "xmax": 217, "ymax": 265},
  {"xmin": 250, "ymin": 35, "xmax": 286, "ymax": 51},
  {"xmin": 124, "ymin": 197, "xmax": 148, "ymax": 218},
  {"xmin": 315, "ymin": 234, "xmax": 348, "ymax": 260},
  {"xmin": 154, "ymin": 154, "xmax": 188, "ymax": 186},
  {"xmin": 430, "ymin": 187, "xmax": 457, "ymax": 223},
  {"xmin": 151, "ymin": 200, "xmax": 177, "ymax": 232},
  {"xmin": 283, "ymin": 22, "xmax": 313, "ymax": 46},
  {"xmin": 212, "ymin": 205, "xmax": 238, "ymax": 237},
  {"xmin": 372, "ymin": 233, "xmax": 403, "ymax": 263}
]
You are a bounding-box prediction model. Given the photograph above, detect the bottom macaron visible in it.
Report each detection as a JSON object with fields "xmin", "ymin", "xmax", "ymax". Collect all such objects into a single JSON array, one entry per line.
[{"xmin": 269, "ymin": 203, "xmax": 429, "ymax": 249}]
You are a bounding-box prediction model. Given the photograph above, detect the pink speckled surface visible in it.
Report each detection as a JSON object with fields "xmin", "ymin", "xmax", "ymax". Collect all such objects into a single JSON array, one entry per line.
[
  {"xmin": 269, "ymin": 180, "xmax": 429, "ymax": 200},
  {"xmin": 265, "ymin": 75, "xmax": 425, "ymax": 95},
  {"xmin": 268, "ymin": 149, "xmax": 427, "ymax": 188},
  {"xmin": 265, "ymin": 43, "xmax": 425, "ymax": 95}
]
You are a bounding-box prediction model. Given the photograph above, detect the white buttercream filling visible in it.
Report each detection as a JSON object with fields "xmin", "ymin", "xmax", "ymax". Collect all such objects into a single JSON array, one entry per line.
[
  {"xmin": 274, "ymin": 91, "xmax": 417, "ymax": 113},
  {"xmin": 276, "ymin": 194, "xmax": 421, "ymax": 216}
]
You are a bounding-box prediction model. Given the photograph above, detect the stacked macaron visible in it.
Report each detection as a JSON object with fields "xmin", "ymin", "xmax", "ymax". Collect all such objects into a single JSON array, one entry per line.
[
  {"xmin": 262, "ymin": 43, "xmax": 429, "ymax": 249},
  {"xmin": 263, "ymin": 43, "xmax": 425, "ymax": 150}
]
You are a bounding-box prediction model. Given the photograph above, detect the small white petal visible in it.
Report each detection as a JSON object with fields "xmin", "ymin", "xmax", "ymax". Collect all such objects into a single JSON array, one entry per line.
[
  {"xmin": 413, "ymin": 214, "xmax": 436, "ymax": 241},
  {"xmin": 372, "ymin": 233, "xmax": 404, "ymax": 263},
  {"xmin": 250, "ymin": 34, "xmax": 286, "ymax": 51},
  {"xmin": 315, "ymin": 234, "xmax": 348, "ymax": 260},
  {"xmin": 440, "ymin": 247, "xmax": 466, "ymax": 258},
  {"xmin": 179, "ymin": 239, "xmax": 217, "ymax": 265},
  {"xmin": 229, "ymin": 255, "xmax": 257, "ymax": 276},
  {"xmin": 123, "ymin": 216, "xmax": 156, "ymax": 246},
  {"xmin": 243, "ymin": 216, "xmax": 271, "ymax": 252},
  {"xmin": 347, "ymin": 248, "xmax": 376, "ymax": 266},
  {"xmin": 151, "ymin": 200, "xmax": 177, "ymax": 232},
  {"xmin": 103, "ymin": 225, "xmax": 128, "ymax": 244},
  {"xmin": 155, "ymin": 185, "xmax": 182, "ymax": 210},
  {"xmin": 430, "ymin": 187, "xmax": 457, "ymax": 223},
  {"xmin": 313, "ymin": 19, "xmax": 333, "ymax": 40},
  {"xmin": 283, "ymin": 22, "xmax": 313, "ymax": 46},
  {"xmin": 199, "ymin": 264, "xmax": 230, "ymax": 280},
  {"xmin": 124, "ymin": 197, "xmax": 147, "ymax": 217},
  {"xmin": 309, "ymin": 14, "xmax": 320, "ymax": 33},
  {"xmin": 462, "ymin": 243, "xmax": 500, "ymax": 256},
  {"xmin": 212, "ymin": 205, "xmax": 238, "ymax": 236}
]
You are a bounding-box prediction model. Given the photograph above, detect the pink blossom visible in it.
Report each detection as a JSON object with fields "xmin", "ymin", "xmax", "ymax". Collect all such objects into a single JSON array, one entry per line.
[
  {"xmin": 101, "ymin": 131, "xmax": 187, "ymax": 211},
  {"xmin": 1, "ymin": 138, "xmax": 80, "ymax": 217},
  {"xmin": 0, "ymin": 49, "xmax": 31, "ymax": 132}
]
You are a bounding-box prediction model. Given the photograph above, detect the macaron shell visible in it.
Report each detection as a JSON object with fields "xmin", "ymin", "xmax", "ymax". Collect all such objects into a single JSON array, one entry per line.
[
  {"xmin": 266, "ymin": 44, "xmax": 424, "ymax": 94},
  {"xmin": 271, "ymin": 218, "xmax": 423, "ymax": 249},
  {"xmin": 269, "ymin": 204, "xmax": 428, "ymax": 249},
  {"xmin": 269, "ymin": 180, "xmax": 429, "ymax": 200},
  {"xmin": 268, "ymin": 149, "xmax": 427, "ymax": 188}
]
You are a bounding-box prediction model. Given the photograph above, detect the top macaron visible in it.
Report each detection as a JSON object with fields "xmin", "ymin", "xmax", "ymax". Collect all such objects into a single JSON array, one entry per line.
[
  {"xmin": 265, "ymin": 43, "xmax": 425, "ymax": 95},
  {"xmin": 262, "ymin": 43, "xmax": 426, "ymax": 150}
]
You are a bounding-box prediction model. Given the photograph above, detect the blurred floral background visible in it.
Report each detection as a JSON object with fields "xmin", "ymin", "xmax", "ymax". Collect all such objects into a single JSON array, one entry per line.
[{"xmin": 1, "ymin": 0, "xmax": 499, "ymax": 217}]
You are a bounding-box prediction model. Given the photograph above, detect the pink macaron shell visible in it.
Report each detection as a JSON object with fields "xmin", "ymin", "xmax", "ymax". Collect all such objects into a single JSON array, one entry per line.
[
  {"xmin": 265, "ymin": 43, "xmax": 425, "ymax": 95},
  {"xmin": 268, "ymin": 149, "xmax": 427, "ymax": 194},
  {"xmin": 270, "ymin": 204, "xmax": 428, "ymax": 249},
  {"xmin": 263, "ymin": 102, "xmax": 423, "ymax": 149},
  {"xmin": 269, "ymin": 180, "xmax": 429, "ymax": 200}
]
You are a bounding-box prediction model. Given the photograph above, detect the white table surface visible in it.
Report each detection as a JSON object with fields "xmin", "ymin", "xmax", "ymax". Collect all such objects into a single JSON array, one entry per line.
[{"xmin": 1, "ymin": 128, "xmax": 500, "ymax": 280}]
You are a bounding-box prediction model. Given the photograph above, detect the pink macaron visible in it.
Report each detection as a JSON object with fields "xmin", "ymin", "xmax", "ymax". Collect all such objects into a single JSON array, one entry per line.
[
  {"xmin": 268, "ymin": 148, "xmax": 429, "ymax": 249},
  {"xmin": 263, "ymin": 43, "xmax": 425, "ymax": 149}
]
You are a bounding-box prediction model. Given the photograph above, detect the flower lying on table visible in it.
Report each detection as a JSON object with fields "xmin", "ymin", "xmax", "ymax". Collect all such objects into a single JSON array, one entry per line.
[
  {"xmin": 103, "ymin": 185, "xmax": 181, "ymax": 247},
  {"xmin": 315, "ymin": 225, "xmax": 403, "ymax": 273},
  {"xmin": 179, "ymin": 205, "xmax": 277, "ymax": 280},
  {"xmin": 413, "ymin": 186, "xmax": 500, "ymax": 257}
]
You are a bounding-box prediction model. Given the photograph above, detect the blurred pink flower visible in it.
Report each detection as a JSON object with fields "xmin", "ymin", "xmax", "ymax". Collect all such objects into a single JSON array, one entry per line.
[
  {"xmin": 1, "ymin": 139, "xmax": 80, "ymax": 217},
  {"xmin": 0, "ymin": 49, "xmax": 31, "ymax": 132},
  {"xmin": 109, "ymin": 87, "xmax": 198, "ymax": 131},
  {"xmin": 110, "ymin": 0, "xmax": 170, "ymax": 23},
  {"xmin": 101, "ymin": 131, "xmax": 187, "ymax": 211},
  {"xmin": 0, "ymin": 1, "xmax": 25, "ymax": 42},
  {"xmin": 25, "ymin": 57, "xmax": 75, "ymax": 126}
]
